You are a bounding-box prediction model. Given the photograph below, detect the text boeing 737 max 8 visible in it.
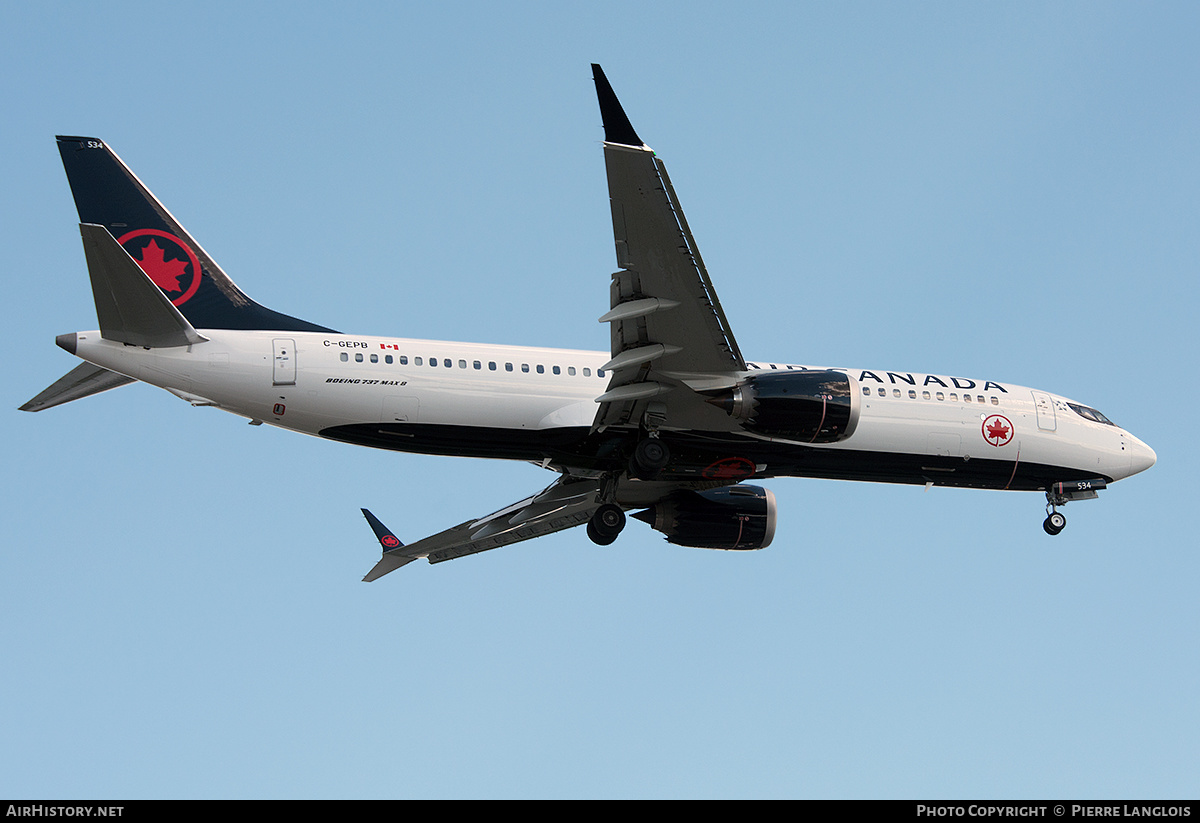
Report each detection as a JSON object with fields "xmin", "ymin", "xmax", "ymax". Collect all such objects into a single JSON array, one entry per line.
[{"xmin": 22, "ymin": 65, "xmax": 1155, "ymax": 580}]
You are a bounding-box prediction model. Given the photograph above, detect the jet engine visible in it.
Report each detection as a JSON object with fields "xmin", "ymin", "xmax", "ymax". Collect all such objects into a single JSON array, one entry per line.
[
  {"xmin": 633, "ymin": 485, "xmax": 778, "ymax": 550},
  {"xmin": 707, "ymin": 370, "xmax": 859, "ymax": 443}
]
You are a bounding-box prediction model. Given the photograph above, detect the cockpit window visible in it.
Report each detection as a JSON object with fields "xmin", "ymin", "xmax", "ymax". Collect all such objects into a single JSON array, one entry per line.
[{"xmin": 1068, "ymin": 402, "xmax": 1116, "ymax": 426}]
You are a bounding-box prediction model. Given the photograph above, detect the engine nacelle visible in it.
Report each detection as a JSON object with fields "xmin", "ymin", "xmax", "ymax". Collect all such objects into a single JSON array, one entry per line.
[
  {"xmin": 633, "ymin": 485, "xmax": 778, "ymax": 550},
  {"xmin": 708, "ymin": 369, "xmax": 859, "ymax": 443}
]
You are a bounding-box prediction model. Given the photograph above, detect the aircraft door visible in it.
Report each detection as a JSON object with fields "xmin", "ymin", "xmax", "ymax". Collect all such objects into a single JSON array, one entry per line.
[
  {"xmin": 1032, "ymin": 391, "xmax": 1056, "ymax": 432},
  {"xmin": 273, "ymin": 338, "xmax": 296, "ymax": 386}
]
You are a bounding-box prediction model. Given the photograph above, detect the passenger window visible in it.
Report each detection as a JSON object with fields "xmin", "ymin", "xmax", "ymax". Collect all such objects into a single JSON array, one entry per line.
[
  {"xmin": 399, "ymin": 355, "xmax": 408, "ymax": 365},
  {"xmin": 893, "ymin": 389, "xmax": 901, "ymax": 398},
  {"xmin": 430, "ymin": 358, "xmax": 437, "ymax": 367},
  {"xmin": 385, "ymin": 355, "xmax": 393, "ymax": 364},
  {"xmin": 444, "ymin": 359, "xmax": 452, "ymax": 368},
  {"xmin": 877, "ymin": 388, "xmax": 885, "ymax": 397},
  {"xmin": 536, "ymin": 365, "xmax": 545, "ymax": 374},
  {"xmin": 473, "ymin": 361, "xmax": 481, "ymax": 370},
  {"xmin": 370, "ymin": 354, "xmax": 378, "ymax": 363},
  {"xmin": 521, "ymin": 363, "xmax": 530, "ymax": 373},
  {"xmin": 414, "ymin": 356, "xmax": 423, "ymax": 365},
  {"xmin": 458, "ymin": 360, "xmax": 467, "ymax": 369},
  {"xmin": 355, "ymin": 353, "xmax": 363, "ymax": 362},
  {"xmin": 583, "ymin": 368, "xmax": 591, "ymax": 377},
  {"xmin": 936, "ymin": 392, "xmax": 945, "ymax": 401},
  {"xmin": 991, "ymin": 397, "xmax": 998, "ymax": 405},
  {"xmin": 922, "ymin": 391, "xmax": 930, "ymax": 400},
  {"xmin": 488, "ymin": 361, "xmax": 496, "ymax": 371},
  {"xmin": 964, "ymin": 394, "xmax": 972, "ymax": 403},
  {"xmin": 977, "ymin": 395, "xmax": 985, "ymax": 404},
  {"xmin": 568, "ymin": 366, "xmax": 576, "ymax": 376},
  {"xmin": 908, "ymin": 390, "xmax": 916, "ymax": 399},
  {"xmin": 340, "ymin": 352, "xmax": 348, "ymax": 362},
  {"xmin": 862, "ymin": 387, "xmax": 870, "ymax": 396},
  {"xmin": 505, "ymin": 362, "xmax": 513, "ymax": 372},
  {"xmin": 949, "ymin": 393, "xmax": 958, "ymax": 402},
  {"xmin": 552, "ymin": 366, "xmax": 561, "ymax": 375},
  {"xmin": 598, "ymin": 369, "xmax": 606, "ymax": 378}
]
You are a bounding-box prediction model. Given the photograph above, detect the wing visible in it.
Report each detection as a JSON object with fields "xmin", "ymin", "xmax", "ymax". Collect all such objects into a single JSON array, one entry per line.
[
  {"xmin": 590, "ymin": 65, "xmax": 747, "ymax": 433},
  {"xmin": 362, "ymin": 476, "xmax": 603, "ymax": 581}
]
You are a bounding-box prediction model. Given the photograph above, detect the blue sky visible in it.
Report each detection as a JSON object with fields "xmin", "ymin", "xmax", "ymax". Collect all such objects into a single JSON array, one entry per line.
[{"xmin": 3, "ymin": 1, "xmax": 1197, "ymax": 799}]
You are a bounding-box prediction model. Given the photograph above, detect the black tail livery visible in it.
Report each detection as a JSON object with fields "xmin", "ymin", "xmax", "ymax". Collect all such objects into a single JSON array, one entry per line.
[{"xmin": 55, "ymin": 136, "xmax": 335, "ymax": 334}]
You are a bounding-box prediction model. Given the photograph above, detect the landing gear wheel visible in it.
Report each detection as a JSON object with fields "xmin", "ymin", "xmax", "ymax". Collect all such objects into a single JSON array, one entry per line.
[
  {"xmin": 630, "ymin": 438, "xmax": 670, "ymax": 480},
  {"xmin": 1043, "ymin": 511, "xmax": 1066, "ymax": 535},
  {"xmin": 587, "ymin": 504, "xmax": 626, "ymax": 546}
]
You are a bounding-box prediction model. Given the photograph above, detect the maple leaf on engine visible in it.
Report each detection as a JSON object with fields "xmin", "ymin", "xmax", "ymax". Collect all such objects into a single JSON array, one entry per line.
[
  {"xmin": 133, "ymin": 239, "xmax": 189, "ymax": 292},
  {"xmin": 986, "ymin": 418, "xmax": 1011, "ymax": 443}
]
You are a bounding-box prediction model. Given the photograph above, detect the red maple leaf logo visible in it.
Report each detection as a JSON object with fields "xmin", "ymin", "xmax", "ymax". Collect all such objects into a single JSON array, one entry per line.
[
  {"xmin": 702, "ymin": 457, "xmax": 756, "ymax": 480},
  {"xmin": 133, "ymin": 239, "xmax": 189, "ymax": 293},
  {"xmin": 984, "ymin": 416, "xmax": 1012, "ymax": 446}
]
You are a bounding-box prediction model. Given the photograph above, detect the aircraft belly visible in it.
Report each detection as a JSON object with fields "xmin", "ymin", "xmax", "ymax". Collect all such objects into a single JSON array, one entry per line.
[{"xmin": 319, "ymin": 421, "xmax": 595, "ymax": 462}]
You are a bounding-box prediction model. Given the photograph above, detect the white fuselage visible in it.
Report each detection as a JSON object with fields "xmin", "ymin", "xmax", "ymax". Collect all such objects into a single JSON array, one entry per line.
[{"xmin": 67, "ymin": 328, "xmax": 1155, "ymax": 488}]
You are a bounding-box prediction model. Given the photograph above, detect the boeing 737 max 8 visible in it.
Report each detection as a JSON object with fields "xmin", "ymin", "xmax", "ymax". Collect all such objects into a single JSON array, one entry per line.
[{"xmin": 22, "ymin": 65, "xmax": 1156, "ymax": 580}]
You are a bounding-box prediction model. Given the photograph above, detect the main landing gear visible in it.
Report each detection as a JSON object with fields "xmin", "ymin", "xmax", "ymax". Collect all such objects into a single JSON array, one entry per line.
[
  {"xmin": 587, "ymin": 503, "xmax": 626, "ymax": 546},
  {"xmin": 587, "ymin": 433, "xmax": 670, "ymax": 545},
  {"xmin": 629, "ymin": 437, "xmax": 670, "ymax": 480}
]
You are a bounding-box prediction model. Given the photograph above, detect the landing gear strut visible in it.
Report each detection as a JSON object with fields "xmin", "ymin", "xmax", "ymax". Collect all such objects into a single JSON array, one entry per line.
[{"xmin": 587, "ymin": 503, "xmax": 626, "ymax": 545}]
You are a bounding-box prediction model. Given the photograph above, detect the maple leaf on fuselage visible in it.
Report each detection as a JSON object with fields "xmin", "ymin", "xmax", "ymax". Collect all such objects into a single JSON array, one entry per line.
[
  {"xmin": 133, "ymin": 239, "xmax": 188, "ymax": 293},
  {"xmin": 986, "ymin": 418, "xmax": 1010, "ymax": 443}
]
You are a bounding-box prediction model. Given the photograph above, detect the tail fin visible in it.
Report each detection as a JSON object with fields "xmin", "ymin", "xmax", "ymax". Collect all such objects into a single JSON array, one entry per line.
[{"xmin": 56, "ymin": 136, "xmax": 336, "ymax": 333}]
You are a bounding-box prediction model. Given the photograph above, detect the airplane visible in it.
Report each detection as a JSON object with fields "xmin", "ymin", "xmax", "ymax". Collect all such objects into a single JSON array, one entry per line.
[{"xmin": 22, "ymin": 65, "xmax": 1156, "ymax": 581}]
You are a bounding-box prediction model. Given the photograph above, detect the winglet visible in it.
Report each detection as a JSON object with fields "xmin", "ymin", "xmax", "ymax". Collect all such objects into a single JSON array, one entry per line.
[
  {"xmin": 360, "ymin": 508, "xmax": 418, "ymax": 582},
  {"xmin": 361, "ymin": 508, "xmax": 404, "ymax": 551},
  {"xmin": 591, "ymin": 64, "xmax": 644, "ymax": 147}
]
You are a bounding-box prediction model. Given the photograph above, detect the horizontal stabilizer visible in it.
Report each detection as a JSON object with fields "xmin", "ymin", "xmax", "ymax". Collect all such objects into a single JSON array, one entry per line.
[
  {"xmin": 19, "ymin": 361, "xmax": 135, "ymax": 412},
  {"xmin": 79, "ymin": 223, "xmax": 208, "ymax": 348}
]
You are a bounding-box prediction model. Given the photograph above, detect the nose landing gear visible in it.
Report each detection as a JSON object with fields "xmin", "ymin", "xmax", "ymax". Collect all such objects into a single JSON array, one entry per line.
[
  {"xmin": 1041, "ymin": 480, "xmax": 1099, "ymax": 536},
  {"xmin": 1043, "ymin": 508, "xmax": 1067, "ymax": 535}
]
